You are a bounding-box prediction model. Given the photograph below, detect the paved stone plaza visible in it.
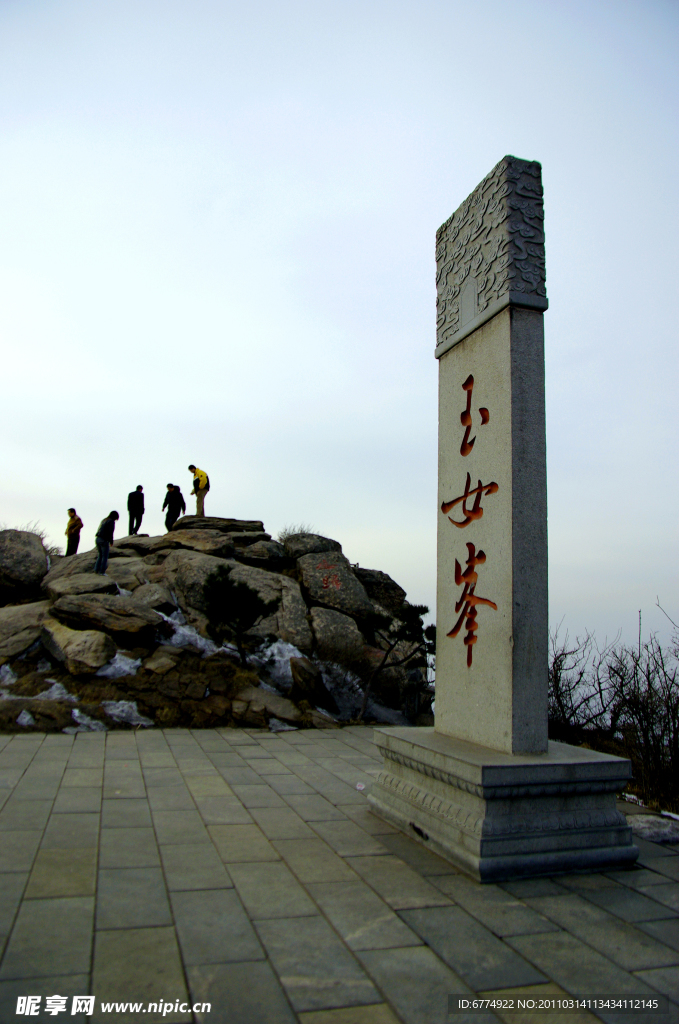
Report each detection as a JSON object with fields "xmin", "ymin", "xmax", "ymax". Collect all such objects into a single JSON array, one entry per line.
[{"xmin": 0, "ymin": 727, "xmax": 678, "ymax": 1023}]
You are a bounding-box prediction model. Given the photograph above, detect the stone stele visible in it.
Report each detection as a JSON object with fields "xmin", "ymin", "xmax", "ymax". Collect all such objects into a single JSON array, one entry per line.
[{"xmin": 369, "ymin": 155, "xmax": 637, "ymax": 880}]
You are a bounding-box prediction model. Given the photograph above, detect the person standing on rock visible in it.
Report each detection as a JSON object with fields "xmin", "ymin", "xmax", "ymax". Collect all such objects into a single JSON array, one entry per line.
[
  {"xmin": 127, "ymin": 485, "xmax": 145, "ymax": 536},
  {"xmin": 162, "ymin": 484, "xmax": 186, "ymax": 532},
  {"xmin": 188, "ymin": 465, "xmax": 209, "ymax": 517},
  {"xmin": 94, "ymin": 511, "xmax": 119, "ymax": 575},
  {"xmin": 65, "ymin": 509, "xmax": 83, "ymax": 556}
]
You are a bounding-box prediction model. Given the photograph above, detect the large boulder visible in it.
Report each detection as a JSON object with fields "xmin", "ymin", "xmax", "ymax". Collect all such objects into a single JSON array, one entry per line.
[
  {"xmin": 113, "ymin": 536, "xmax": 157, "ymax": 556},
  {"xmin": 310, "ymin": 607, "xmax": 366, "ymax": 663},
  {"xmin": 172, "ymin": 516, "xmax": 265, "ymax": 534},
  {"xmin": 289, "ymin": 657, "xmax": 339, "ymax": 715},
  {"xmin": 297, "ymin": 551, "xmax": 372, "ymax": 619},
  {"xmin": 50, "ymin": 594, "xmax": 170, "ymax": 646},
  {"xmin": 283, "ymin": 533, "xmax": 342, "ymax": 559},
  {"xmin": 227, "ymin": 563, "xmax": 313, "ymax": 653},
  {"xmin": 0, "ymin": 601, "xmax": 51, "ymax": 659},
  {"xmin": 148, "ymin": 530, "xmax": 236, "ymax": 558},
  {"xmin": 45, "ymin": 574, "xmax": 118, "ymax": 601},
  {"xmin": 103, "ymin": 558, "xmax": 149, "ymax": 592},
  {"xmin": 130, "ymin": 584, "xmax": 177, "ymax": 615},
  {"xmin": 42, "ymin": 550, "xmax": 98, "ymax": 587},
  {"xmin": 0, "ymin": 531, "xmax": 49, "ymax": 602},
  {"xmin": 235, "ymin": 540, "xmax": 288, "ymax": 569},
  {"xmin": 41, "ymin": 619, "xmax": 116, "ymax": 675},
  {"xmin": 353, "ymin": 568, "xmax": 406, "ymax": 617}
]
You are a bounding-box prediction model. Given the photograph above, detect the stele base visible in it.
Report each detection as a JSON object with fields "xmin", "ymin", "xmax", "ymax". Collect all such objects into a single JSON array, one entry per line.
[{"xmin": 368, "ymin": 727, "xmax": 638, "ymax": 882}]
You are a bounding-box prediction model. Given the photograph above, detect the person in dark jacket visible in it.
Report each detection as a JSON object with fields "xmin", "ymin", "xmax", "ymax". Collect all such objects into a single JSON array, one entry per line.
[
  {"xmin": 127, "ymin": 485, "xmax": 144, "ymax": 536},
  {"xmin": 94, "ymin": 512, "xmax": 119, "ymax": 575},
  {"xmin": 162, "ymin": 484, "xmax": 186, "ymax": 532},
  {"xmin": 65, "ymin": 509, "xmax": 83, "ymax": 556}
]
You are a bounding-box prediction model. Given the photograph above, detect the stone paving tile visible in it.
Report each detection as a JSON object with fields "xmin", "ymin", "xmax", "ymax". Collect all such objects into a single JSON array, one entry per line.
[
  {"xmin": 310, "ymin": 819, "xmax": 388, "ymax": 857},
  {"xmin": 12, "ymin": 774, "xmax": 61, "ymax": 800},
  {"xmin": 356, "ymin": 946, "xmax": 485, "ymax": 1024},
  {"xmin": 256, "ymin": 915, "xmax": 382, "ymax": 1012},
  {"xmin": 608, "ymin": 868, "xmax": 671, "ymax": 890},
  {"xmin": 53, "ymin": 786, "xmax": 102, "ymax": 813},
  {"xmin": 171, "ymin": 888, "xmax": 265, "ymax": 965},
  {"xmin": 634, "ymin": 965, "xmax": 679, "ymax": 1004},
  {"xmin": 282, "ymin": 794, "xmax": 349, "ymax": 821},
  {"xmin": 0, "ymin": 798, "xmax": 52, "ymax": 830},
  {"xmin": 194, "ymin": 796, "xmax": 253, "ymax": 824},
  {"xmin": 209, "ymin": 823, "xmax": 280, "ymax": 863},
  {"xmin": 432, "ymin": 874, "xmax": 560, "ymax": 937},
  {"xmin": 400, "ymin": 905, "xmax": 547, "ymax": 990},
  {"xmin": 61, "ymin": 767, "xmax": 103, "ymax": 787},
  {"xmin": 306, "ymin": 880, "xmax": 423, "ymax": 951},
  {"xmin": 147, "ymin": 785, "xmax": 196, "ymax": 811},
  {"xmin": 143, "ymin": 767, "xmax": 186, "ymax": 787},
  {"xmin": 91, "ymin": 926, "xmax": 191, "ymax": 1023},
  {"xmin": 96, "ymin": 867, "xmax": 172, "ymax": 928},
  {"xmin": 637, "ymin": 919, "xmax": 679, "ymax": 954},
  {"xmin": 556, "ymin": 872, "xmax": 623, "ymax": 892},
  {"xmin": 268, "ymin": 775, "xmax": 316, "ymax": 796},
  {"xmin": 336, "ymin": 804, "xmax": 398, "ymax": 835},
  {"xmin": 253, "ymin": 761, "xmax": 295, "ymax": 776},
  {"xmin": 184, "ymin": 773, "xmax": 235, "ymax": 798},
  {"xmin": 501, "ymin": 877, "xmax": 568, "ymax": 899},
  {"xmin": 348, "ymin": 855, "xmax": 452, "ymax": 909},
  {"xmin": 99, "ymin": 826, "xmax": 160, "ymax": 868},
  {"xmin": 378, "ymin": 832, "xmax": 460, "ymax": 876},
  {"xmin": 229, "ymin": 861, "xmax": 318, "ymax": 919},
  {"xmin": 160, "ymin": 842, "xmax": 233, "ymax": 891},
  {"xmin": 0, "ymin": 873, "xmax": 27, "ymax": 936},
  {"xmin": 298, "ymin": 1006, "xmax": 402, "ymax": 1024},
  {"xmin": 101, "ymin": 797, "xmax": 152, "ymax": 828},
  {"xmin": 187, "ymin": 960, "xmax": 297, "ymax": 1024},
  {"xmin": 638, "ymin": 884, "xmax": 679, "ymax": 913},
  {"xmin": 506, "ymin": 931, "xmax": 661, "ymax": 999},
  {"xmin": 526, "ymin": 894, "xmax": 679, "ymax": 970},
  {"xmin": 231, "ymin": 783, "xmax": 287, "ymax": 807},
  {"xmin": 0, "ymin": 974, "xmax": 90, "ymax": 1023},
  {"xmin": 634, "ymin": 838, "xmax": 679, "ymax": 860},
  {"xmin": 274, "ymin": 838, "xmax": 359, "ymax": 883},
  {"xmin": 581, "ymin": 886, "xmax": 678, "ymax": 923},
  {"xmin": 151, "ymin": 808, "xmax": 211, "ymax": 845},
  {"xmin": 645, "ymin": 858, "xmax": 679, "ymax": 883},
  {"xmin": 40, "ymin": 811, "xmax": 99, "ymax": 849},
  {"xmin": 0, "ymin": 895, "xmax": 94, "ymax": 978},
  {"xmin": 475, "ymin": 983, "xmax": 600, "ymax": 1024},
  {"xmin": 0, "ymin": 831, "xmax": 42, "ymax": 872},
  {"xmin": 26, "ymin": 848, "xmax": 97, "ymax": 898},
  {"xmin": 251, "ymin": 806, "xmax": 317, "ymax": 840}
]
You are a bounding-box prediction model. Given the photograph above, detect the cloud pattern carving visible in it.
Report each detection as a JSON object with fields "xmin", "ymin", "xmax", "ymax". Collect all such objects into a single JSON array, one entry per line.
[{"xmin": 436, "ymin": 155, "xmax": 547, "ymax": 348}]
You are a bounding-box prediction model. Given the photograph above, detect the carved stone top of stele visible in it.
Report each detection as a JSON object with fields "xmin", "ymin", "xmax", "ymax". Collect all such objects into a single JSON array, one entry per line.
[{"xmin": 435, "ymin": 155, "xmax": 548, "ymax": 358}]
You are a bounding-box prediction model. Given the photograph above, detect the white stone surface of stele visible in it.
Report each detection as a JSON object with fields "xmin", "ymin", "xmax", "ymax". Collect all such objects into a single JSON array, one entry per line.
[{"xmin": 369, "ymin": 155, "xmax": 638, "ymax": 880}]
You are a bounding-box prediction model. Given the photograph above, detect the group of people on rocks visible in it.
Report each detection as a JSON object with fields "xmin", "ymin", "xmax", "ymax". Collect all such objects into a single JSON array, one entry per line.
[{"xmin": 64, "ymin": 464, "xmax": 210, "ymax": 575}]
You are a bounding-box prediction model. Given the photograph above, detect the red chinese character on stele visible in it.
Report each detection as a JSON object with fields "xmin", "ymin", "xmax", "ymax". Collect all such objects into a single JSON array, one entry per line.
[
  {"xmin": 443, "ymin": 373, "xmax": 498, "ymax": 666},
  {"xmin": 447, "ymin": 542, "xmax": 498, "ymax": 667}
]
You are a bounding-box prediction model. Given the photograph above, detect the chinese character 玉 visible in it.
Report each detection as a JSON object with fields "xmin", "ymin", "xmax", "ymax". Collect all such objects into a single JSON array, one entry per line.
[
  {"xmin": 447, "ymin": 542, "xmax": 497, "ymax": 666},
  {"xmin": 441, "ymin": 472, "xmax": 498, "ymax": 528},
  {"xmin": 459, "ymin": 374, "xmax": 489, "ymax": 457}
]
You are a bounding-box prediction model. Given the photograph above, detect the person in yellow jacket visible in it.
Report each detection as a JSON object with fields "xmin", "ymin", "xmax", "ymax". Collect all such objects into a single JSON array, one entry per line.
[
  {"xmin": 65, "ymin": 508, "xmax": 83, "ymax": 556},
  {"xmin": 188, "ymin": 464, "xmax": 209, "ymax": 516}
]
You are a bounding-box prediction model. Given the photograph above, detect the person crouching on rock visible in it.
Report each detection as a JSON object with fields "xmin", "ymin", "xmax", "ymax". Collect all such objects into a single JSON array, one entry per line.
[
  {"xmin": 127, "ymin": 485, "xmax": 145, "ymax": 536},
  {"xmin": 188, "ymin": 464, "xmax": 209, "ymax": 517},
  {"xmin": 162, "ymin": 484, "xmax": 186, "ymax": 532},
  {"xmin": 65, "ymin": 508, "xmax": 83, "ymax": 556},
  {"xmin": 94, "ymin": 511, "xmax": 119, "ymax": 575}
]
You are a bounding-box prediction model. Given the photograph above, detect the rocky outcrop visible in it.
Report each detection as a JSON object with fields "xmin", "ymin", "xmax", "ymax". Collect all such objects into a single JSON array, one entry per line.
[
  {"xmin": 41, "ymin": 620, "xmax": 116, "ymax": 675},
  {"xmin": 297, "ymin": 551, "xmax": 373, "ymax": 619},
  {"xmin": 0, "ymin": 531, "xmax": 49, "ymax": 602},
  {"xmin": 0, "ymin": 518, "xmax": 432, "ymax": 733}
]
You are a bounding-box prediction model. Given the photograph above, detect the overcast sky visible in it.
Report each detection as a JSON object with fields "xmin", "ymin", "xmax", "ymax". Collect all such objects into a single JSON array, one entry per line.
[{"xmin": 1, "ymin": 0, "xmax": 677, "ymax": 648}]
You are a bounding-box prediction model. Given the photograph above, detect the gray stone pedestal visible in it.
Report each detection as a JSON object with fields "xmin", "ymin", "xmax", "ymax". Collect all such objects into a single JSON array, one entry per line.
[{"xmin": 369, "ymin": 728, "xmax": 638, "ymax": 882}]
